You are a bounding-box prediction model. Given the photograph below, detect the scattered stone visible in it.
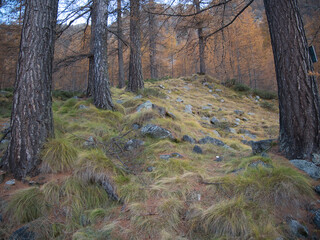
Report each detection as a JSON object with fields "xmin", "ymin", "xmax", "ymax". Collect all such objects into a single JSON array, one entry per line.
[
  {"xmin": 290, "ymin": 160, "xmax": 320, "ymax": 179},
  {"xmin": 171, "ymin": 153, "xmax": 184, "ymax": 158},
  {"xmin": 247, "ymin": 112, "xmax": 255, "ymax": 116},
  {"xmin": 160, "ymin": 155, "xmax": 171, "ymax": 160},
  {"xmin": 287, "ymin": 218, "xmax": 309, "ymax": 238},
  {"xmin": 210, "ymin": 117, "xmax": 220, "ymax": 125},
  {"xmin": 184, "ymin": 86, "xmax": 190, "ymax": 91},
  {"xmin": 203, "ymin": 82, "xmax": 214, "ymax": 89},
  {"xmin": 245, "ymin": 133, "xmax": 257, "ymax": 139},
  {"xmin": 202, "ymin": 106, "xmax": 211, "ymax": 110},
  {"xmin": 132, "ymin": 123, "xmax": 141, "ymax": 130},
  {"xmin": 184, "ymin": 105, "xmax": 193, "ymax": 114},
  {"xmin": 9, "ymin": 226, "xmax": 35, "ymax": 240},
  {"xmin": 248, "ymin": 160, "xmax": 272, "ymax": 168},
  {"xmin": 251, "ymin": 139, "xmax": 274, "ymax": 155},
  {"xmin": 313, "ymin": 209, "xmax": 320, "ymax": 229},
  {"xmin": 79, "ymin": 105, "xmax": 88, "ymax": 110},
  {"xmin": 193, "ymin": 145, "xmax": 203, "ymax": 154},
  {"xmin": 255, "ymin": 96, "xmax": 260, "ymax": 101},
  {"xmin": 124, "ymin": 139, "xmax": 145, "ymax": 151},
  {"xmin": 207, "ymin": 103, "xmax": 213, "ymax": 106},
  {"xmin": 242, "ymin": 117, "xmax": 248, "ymax": 122},
  {"xmin": 261, "ymin": 152, "xmax": 269, "ymax": 158},
  {"xmin": 220, "ymin": 99, "xmax": 225, "ymax": 103},
  {"xmin": 235, "ymin": 118, "xmax": 241, "ymax": 123},
  {"xmin": 198, "ymin": 136, "xmax": 225, "ymax": 146},
  {"xmin": 83, "ymin": 136, "xmax": 95, "ymax": 148},
  {"xmin": 216, "ymin": 89, "xmax": 222, "ymax": 92},
  {"xmin": 201, "ymin": 117, "xmax": 210, "ymax": 121},
  {"xmin": 5, "ymin": 179, "xmax": 15, "ymax": 185},
  {"xmin": 159, "ymin": 85, "xmax": 165, "ymax": 89},
  {"xmin": 182, "ymin": 135, "xmax": 196, "ymax": 144},
  {"xmin": 116, "ymin": 99, "xmax": 124, "ymax": 104},
  {"xmin": 167, "ymin": 90, "xmax": 172, "ymax": 94},
  {"xmin": 166, "ymin": 111, "xmax": 176, "ymax": 120},
  {"xmin": 315, "ymin": 185, "xmax": 320, "ymax": 195},
  {"xmin": 223, "ymin": 145, "xmax": 233, "ymax": 150},
  {"xmin": 137, "ymin": 101, "xmax": 153, "ymax": 112},
  {"xmin": 312, "ymin": 153, "xmax": 320, "ymax": 165},
  {"xmin": 152, "ymin": 104, "xmax": 166, "ymax": 116},
  {"xmin": 212, "ymin": 94, "xmax": 220, "ymax": 99},
  {"xmin": 213, "ymin": 130, "xmax": 221, "ymax": 138},
  {"xmin": 209, "ymin": 89, "xmax": 213, "ymax": 93},
  {"xmin": 176, "ymin": 97, "xmax": 184, "ymax": 103},
  {"xmin": 228, "ymin": 128, "xmax": 237, "ymax": 134},
  {"xmin": 134, "ymin": 95, "xmax": 142, "ymax": 99},
  {"xmin": 141, "ymin": 124, "xmax": 173, "ymax": 139},
  {"xmin": 147, "ymin": 166, "xmax": 155, "ymax": 172},
  {"xmin": 234, "ymin": 110, "xmax": 244, "ymax": 116},
  {"xmin": 215, "ymin": 156, "xmax": 223, "ymax": 162}
]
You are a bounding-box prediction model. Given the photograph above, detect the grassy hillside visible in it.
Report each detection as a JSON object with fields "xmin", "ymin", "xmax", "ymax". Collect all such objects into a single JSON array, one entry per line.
[{"xmin": 0, "ymin": 75, "xmax": 319, "ymax": 239}]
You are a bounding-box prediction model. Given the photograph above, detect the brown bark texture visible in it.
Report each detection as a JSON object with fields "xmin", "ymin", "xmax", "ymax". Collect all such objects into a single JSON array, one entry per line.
[
  {"xmin": 86, "ymin": 4, "xmax": 96, "ymax": 97},
  {"xmin": 194, "ymin": 0, "xmax": 206, "ymax": 74},
  {"xmin": 3, "ymin": 0, "xmax": 58, "ymax": 179},
  {"xmin": 148, "ymin": 0, "xmax": 158, "ymax": 79},
  {"xmin": 117, "ymin": 0, "xmax": 125, "ymax": 88},
  {"xmin": 264, "ymin": 0, "xmax": 320, "ymax": 159}
]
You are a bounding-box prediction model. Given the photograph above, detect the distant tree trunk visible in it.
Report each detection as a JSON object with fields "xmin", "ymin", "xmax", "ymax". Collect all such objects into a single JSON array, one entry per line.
[
  {"xmin": 92, "ymin": 0, "xmax": 114, "ymax": 110},
  {"xmin": 3, "ymin": 0, "xmax": 58, "ymax": 179},
  {"xmin": 86, "ymin": 4, "xmax": 96, "ymax": 97},
  {"xmin": 264, "ymin": 0, "xmax": 320, "ymax": 159},
  {"xmin": 194, "ymin": 0, "xmax": 206, "ymax": 74},
  {"xmin": 117, "ymin": 0, "xmax": 125, "ymax": 88},
  {"xmin": 127, "ymin": 0, "xmax": 144, "ymax": 92},
  {"xmin": 148, "ymin": 0, "xmax": 158, "ymax": 79}
]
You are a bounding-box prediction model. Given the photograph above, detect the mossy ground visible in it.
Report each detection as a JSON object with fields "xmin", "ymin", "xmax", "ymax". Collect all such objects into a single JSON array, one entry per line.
[{"xmin": 0, "ymin": 75, "xmax": 319, "ymax": 239}]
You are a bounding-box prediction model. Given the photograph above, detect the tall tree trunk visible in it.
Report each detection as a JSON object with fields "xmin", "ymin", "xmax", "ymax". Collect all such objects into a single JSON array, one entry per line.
[
  {"xmin": 148, "ymin": 0, "xmax": 158, "ymax": 79},
  {"xmin": 127, "ymin": 0, "xmax": 144, "ymax": 92},
  {"xmin": 3, "ymin": 0, "xmax": 58, "ymax": 179},
  {"xmin": 86, "ymin": 4, "xmax": 96, "ymax": 97},
  {"xmin": 117, "ymin": 0, "xmax": 125, "ymax": 88},
  {"xmin": 93, "ymin": 0, "xmax": 114, "ymax": 110},
  {"xmin": 264, "ymin": 0, "xmax": 320, "ymax": 159},
  {"xmin": 194, "ymin": 0, "xmax": 206, "ymax": 75}
]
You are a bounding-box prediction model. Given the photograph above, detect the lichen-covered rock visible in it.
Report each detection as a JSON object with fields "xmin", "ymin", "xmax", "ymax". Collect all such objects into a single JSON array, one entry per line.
[
  {"xmin": 290, "ymin": 160, "xmax": 320, "ymax": 179},
  {"xmin": 193, "ymin": 145, "xmax": 203, "ymax": 154},
  {"xmin": 141, "ymin": 124, "xmax": 173, "ymax": 139},
  {"xmin": 182, "ymin": 135, "xmax": 196, "ymax": 144},
  {"xmin": 198, "ymin": 136, "xmax": 225, "ymax": 146},
  {"xmin": 136, "ymin": 101, "xmax": 153, "ymax": 112}
]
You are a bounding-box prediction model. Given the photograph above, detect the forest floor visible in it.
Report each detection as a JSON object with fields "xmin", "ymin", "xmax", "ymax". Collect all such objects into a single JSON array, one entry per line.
[{"xmin": 0, "ymin": 74, "xmax": 319, "ymax": 239}]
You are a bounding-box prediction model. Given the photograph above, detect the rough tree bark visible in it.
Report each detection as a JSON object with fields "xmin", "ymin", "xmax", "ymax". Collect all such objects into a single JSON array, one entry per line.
[
  {"xmin": 117, "ymin": 0, "xmax": 125, "ymax": 88},
  {"xmin": 264, "ymin": 0, "xmax": 320, "ymax": 159},
  {"xmin": 194, "ymin": 0, "xmax": 206, "ymax": 75},
  {"xmin": 148, "ymin": 0, "xmax": 158, "ymax": 79},
  {"xmin": 127, "ymin": 0, "xmax": 144, "ymax": 92},
  {"xmin": 93, "ymin": 0, "xmax": 114, "ymax": 110},
  {"xmin": 3, "ymin": 0, "xmax": 58, "ymax": 179},
  {"xmin": 86, "ymin": 3, "xmax": 96, "ymax": 97}
]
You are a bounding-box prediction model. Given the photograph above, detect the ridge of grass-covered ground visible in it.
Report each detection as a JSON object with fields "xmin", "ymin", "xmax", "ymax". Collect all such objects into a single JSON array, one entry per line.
[{"xmin": 0, "ymin": 75, "xmax": 319, "ymax": 239}]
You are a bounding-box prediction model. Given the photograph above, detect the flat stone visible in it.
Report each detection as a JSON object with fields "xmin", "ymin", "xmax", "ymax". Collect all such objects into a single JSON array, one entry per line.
[
  {"xmin": 182, "ymin": 135, "xmax": 196, "ymax": 144},
  {"xmin": 137, "ymin": 101, "xmax": 153, "ymax": 112},
  {"xmin": 141, "ymin": 124, "xmax": 173, "ymax": 139},
  {"xmin": 193, "ymin": 145, "xmax": 203, "ymax": 154},
  {"xmin": 5, "ymin": 179, "xmax": 15, "ymax": 185},
  {"xmin": 290, "ymin": 160, "xmax": 320, "ymax": 179},
  {"xmin": 198, "ymin": 136, "xmax": 225, "ymax": 146},
  {"xmin": 185, "ymin": 105, "xmax": 193, "ymax": 114}
]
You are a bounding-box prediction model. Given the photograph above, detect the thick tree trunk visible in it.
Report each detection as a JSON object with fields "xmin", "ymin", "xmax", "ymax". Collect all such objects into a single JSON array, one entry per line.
[
  {"xmin": 148, "ymin": 0, "xmax": 158, "ymax": 79},
  {"xmin": 3, "ymin": 0, "xmax": 58, "ymax": 179},
  {"xmin": 117, "ymin": 0, "xmax": 125, "ymax": 88},
  {"xmin": 264, "ymin": 0, "xmax": 320, "ymax": 159},
  {"xmin": 194, "ymin": 0, "xmax": 206, "ymax": 75},
  {"xmin": 127, "ymin": 0, "xmax": 144, "ymax": 92},
  {"xmin": 92, "ymin": 0, "xmax": 114, "ymax": 110},
  {"xmin": 86, "ymin": 4, "xmax": 96, "ymax": 97}
]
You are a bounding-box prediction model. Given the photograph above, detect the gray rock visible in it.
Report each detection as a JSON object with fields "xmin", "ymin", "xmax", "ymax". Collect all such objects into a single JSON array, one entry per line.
[
  {"xmin": 218, "ymin": 108, "xmax": 222, "ymax": 111},
  {"xmin": 313, "ymin": 209, "xmax": 320, "ymax": 229},
  {"xmin": 210, "ymin": 117, "xmax": 220, "ymax": 125},
  {"xmin": 116, "ymin": 99, "xmax": 124, "ymax": 104},
  {"xmin": 159, "ymin": 85, "xmax": 165, "ymax": 89},
  {"xmin": 184, "ymin": 86, "xmax": 190, "ymax": 91},
  {"xmin": 160, "ymin": 155, "xmax": 171, "ymax": 160},
  {"xmin": 287, "ymin": 218, "xmax": 309, "ymax": 238},
  {"xmin": 137, "ymin": 101, "xmax": 153, "ymax": 112},
  {"xmin": 290, "ymin": 160, "xmax": 320, "ymax": 179},
  {"xmin": 242, "ymin": 117, "xmax": 248, "ymax": 122},
  {"xmin": 312, "ymin": 153, "xmax": 320, "ymax": 165},
  {"xmin": 220, "ymin": 99, "xmax": 225, "ymax": 103},
  {"xmin": 248, "ymin": 112, "xmax": 255, "ymax": 116},
  {"xmin": 251, "ymin": 139, "xmax": 274, "ymax": 155},
  {"xmin": 198, "ymin": 136, "xmax": 225, "ymax": 146},
  {"xmin": 166, "ymin": 111, "xmax": 176, "ymax": 120},
  {"xmin": 134, "ymin": 95, "xmax": 142, "ymax": 99},
  {"xmin": 147, "ymin": 166, "xmax": 155, "ymax": 172},
  {"xmin": 176, "ymin": 97, "xmax": 184, "ymax": 103},
  {"xmin": 9, "ymin": 226, "xmax": 35, "ymax": 240},
  {"xmin": 235, "ymin": 118, "xmax": 241, "ymax": 123},
  {"xmin": 213, "ymin": 130, "xmax": 221, "ymax": 138},
  {"xmin": 202, "ymin": 106, "xmax": 211, "ymax": 110},
  {"xmin": 245, "ymin": 133, "xmax": 257, "ymax": 139},
  {"xmin": 216, "ymin": 89, "xmax": 222, "ymax": 92},
  {"xmin": 0, "ymin": 139, "xmax": 9, "ymax": 144},
  {"xmin": 193, "ymin": 145, "xmax": 203, "ymax": 154},
  {"xmin": 132, "ymin": 123, "xmax": 141, "ymax": 130},
  {"xmin": 141, "ymin": 124, "xmax": 173, "ymax": 139},
  {"xmin": 171, "ymin": 153, "xmax": 184, "ymax": 158},
  {"xmin": 315, "ymin": 185, "xmax": 320, "ymax": 195},
  {"xmin": 182, "ymin": 135, "xmax": 196, "ymax": 144},
  {"xmin": 207, "ymin": 104, "xmax": 213, "ymax": 106},
  {"xmin": 209, "ymin": 89, "xmax": 213, "ymax": 93},
  {"xmin": 124, "ymin": 139, "xmax": 145, "ymax": 151},
  {"xmin": 79, "ymin": 105, "xmax": 88, "ymax": 110},
  {"xmin": 234, "ymin": 110, "xmax": 244, "ymax": 116},
  {"xmin": 255, "ymin": 96, "xmax": 260, "ymax": 101},
  {"xmin": 5, "ymin": 179, "xmax": 15, "ymax": 185},
  {"xmin": 212, "ymin": 94, "xmax": 220, "ymax": 98},
  {"xmin": 261, "ymin": 152, "xmax": 269, "ymax": 158},
  {"xmin": 248, "ymin": 160, "xmax": 272, "ymax": 168},
  {"xmin": 228, "ymin": 128, "xmax": 237, "ymax": 134},
  {"xmin": 184, "ymin": 104, "xmax": 193, "ymax": 114},
  {"xmin": 83, "ymin": 136, "xmax": 95, "ymax": 148}
]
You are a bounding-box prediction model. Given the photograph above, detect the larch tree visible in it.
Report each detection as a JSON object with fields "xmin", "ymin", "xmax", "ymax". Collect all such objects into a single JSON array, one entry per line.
[
  {"xmin": 127, "ymin": 0, "xmax": 144, "ymax": 92},
  {"xmin": 148, "ymin": 0, "xmax": 158, "ymax": 79},
  {"xmin": 86, "ymin": 3, "xmax": 96, "ymax": 97},
  {"xmin": 92, "ymin": 0, "xmax": 114, "ymax": 110},
  {"xmin": 264, "ymin": 0, "xmax": 320, "ymax": 159},
  {"xmin": 3, "ymin": 0, "xmax": 59, "ymax": 179},
  {"xmin": 117, "ymin": 0, "xmax": 125, "ymax": 88}
]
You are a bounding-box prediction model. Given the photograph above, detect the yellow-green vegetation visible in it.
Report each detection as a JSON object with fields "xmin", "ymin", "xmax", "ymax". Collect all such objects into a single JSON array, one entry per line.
[{"xmin": 2, "ymin": 74, "xmax": 316, "ymax": 239}]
